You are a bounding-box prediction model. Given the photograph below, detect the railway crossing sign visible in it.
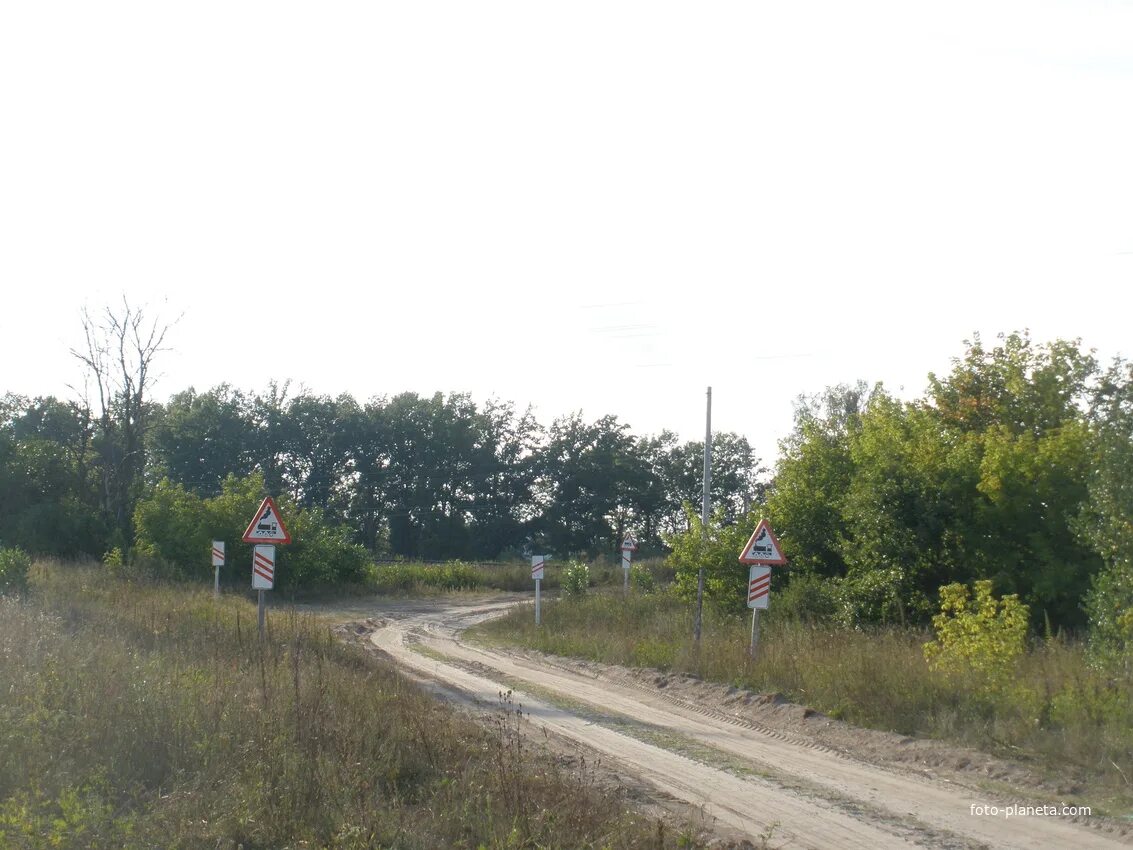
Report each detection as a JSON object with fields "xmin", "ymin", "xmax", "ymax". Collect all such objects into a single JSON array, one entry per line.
[
  {"xmin": 531, "ymin": 555, "xmax": 545, "ymax": 580},
  {"xmin": 242, "ymin": 497, "xmax": 292, "ymax": 544},
  {"xmin": 252, "ymin": 545, "xmax": 276, "ymax": 589},
  {"xmin": 748, "ymin": 566, "xmax": 771, "ymax": 609},
  {"xmin": 621, "ymin": 534, "xmax": 637, "ymax": 553},
  {"xmin": 739, "ymin": 519, "xmax": 786, "ymax": 566},
  {"xmin": 739, "ymin": 519, "xmax": 786, "ymax": 657}
]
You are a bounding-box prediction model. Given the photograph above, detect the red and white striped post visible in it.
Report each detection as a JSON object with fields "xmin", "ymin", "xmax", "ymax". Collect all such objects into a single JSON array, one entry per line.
[
  {"xmin": 747, "ymin": 566, "xmax": 771, "ymax": 657},
  {"xmin": 211, "ymin": 540, "xmax": 225, "ymax": 598},
  {"xmin": 252, "ymin": 545, "xmax": 276, "ymax": 638}
]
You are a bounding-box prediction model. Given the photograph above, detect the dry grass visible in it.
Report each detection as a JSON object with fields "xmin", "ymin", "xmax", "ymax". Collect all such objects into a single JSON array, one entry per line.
[
  {"xmin": 0, "ymin": 561, "xmax": 697, "ymax": 849},
  {"xmin": 472, "ymin": 589, "xmax": 1133, "ymax": 811}
]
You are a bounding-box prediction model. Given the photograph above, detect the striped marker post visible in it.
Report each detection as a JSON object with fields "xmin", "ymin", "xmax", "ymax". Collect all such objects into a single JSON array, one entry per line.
[
  {"xmin": 253, "ymin": 545, "xmax": 276, "ymax": 638},
  {"xmin": 531, "ymin": 556, "xmax": 545, "ymax": 626},
  {"xmin": 211, "ymin": 540, "xmax": 225, "ymax": 598},
  {"xmin": 747, "ymin": 566, "xmax": 771, "ymax": 657}
]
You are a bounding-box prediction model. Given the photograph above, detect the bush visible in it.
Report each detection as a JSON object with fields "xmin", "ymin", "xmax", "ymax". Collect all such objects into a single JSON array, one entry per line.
[
  {"xmin": 1084, "ymin": 561, "xmax": 1133, "ymax": 675},
  {"xmin": 631, "ymin": 564, "xmax": 656, "ymax": 594},
  {"xmin": 561, "ymin": 561, "xmax": 590, "ymax": 598},
  {"xmin": 132, "ymin": 473, "xmax": 370, "ymax": 589},
  {"xmin": 372, "ymin": 561, "xmax": 482, "ymax": 593},
  {"xmin": 666, "ymin": 507, "xmax": 757, "ymax": 615},
  {"xmin": 773, "ymin": 571, "xmax": 837, "ymax": 622},
  {"xmin": 832, "ymin": 566, "xmax": 931, "ymax": 628},
  {"xmin": 0, "ymin": 547, "xmax": 31, "ymax": 594},
  {"xmin": 923, "ymin": 580, "xmax": 1029, "ymax": 695}
]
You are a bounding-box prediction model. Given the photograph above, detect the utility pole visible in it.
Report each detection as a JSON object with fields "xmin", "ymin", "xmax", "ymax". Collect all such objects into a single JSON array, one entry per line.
[{"xmin": 694, "ymin": 386, "xmax": 712, "ymax": 642}]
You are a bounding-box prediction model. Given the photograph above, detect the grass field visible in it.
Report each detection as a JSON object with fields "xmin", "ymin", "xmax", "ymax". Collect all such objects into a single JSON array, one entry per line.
[
  {"xmin": 470, "ymin": 589, "xmax": 1133, "ymax": 813},
  {"xmin": 361, "ymin": 558, "xmax": 637, "ymax": 595},
  {"xmin": 0, "ymin": 562, "xmax": 697, "ymax": 849}
]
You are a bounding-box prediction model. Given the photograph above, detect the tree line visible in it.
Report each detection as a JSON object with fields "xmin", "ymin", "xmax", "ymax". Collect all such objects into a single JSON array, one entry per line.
[
  {"xmin": 668, "ymin": 331, "xmax": 1133, "ymax": 634},
  {"xmin": 0, "ymin": 303, "xmax": 762, "ymax": 565},
  {"xmin": 2, "ymin": 308, "xmax": 1131, "ymax": 641}
]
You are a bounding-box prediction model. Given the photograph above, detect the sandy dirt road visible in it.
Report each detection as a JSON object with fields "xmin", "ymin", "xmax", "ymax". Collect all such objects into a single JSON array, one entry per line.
[{"xmin": 318, "ymin": 595, "xmax": 1132, "ymax": 850}]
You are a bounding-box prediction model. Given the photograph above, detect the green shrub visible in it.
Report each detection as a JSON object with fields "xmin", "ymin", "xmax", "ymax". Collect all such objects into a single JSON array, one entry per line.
[
  {"xmin": 561, "ymin": 561, "xmax": 590, "ymax": 598},
  {"xmin": 0, "ymin": 547, "xmax": 31, "ymax": 594},
  {"xmin": 372, "ymin": 561, "xmax": 483, "ymax": 593},
  {"xmin": 923, "ymin": 580, "xmax": 1029, "ymax": 694},
  {"xmin": 132, "ymin": 473, "xmax": 370, "ymax": 589},
  {"xmin": 666, "ymin": 507, "xmax": 754, "ymax": 615},
  {"xmin": 631, "ymin": 564, "xmax": 656, "ymax": 594},
  {"xmin": 833, "ymin": 567, "xmax": 930, "ymax": 628},
  {"xmin": 773, "ymin": 571, "xmax": 836, "ymax": 622},
  {"xmin": 1084, "ymin": 561, "xmax": 1133, "ymax": 675}
]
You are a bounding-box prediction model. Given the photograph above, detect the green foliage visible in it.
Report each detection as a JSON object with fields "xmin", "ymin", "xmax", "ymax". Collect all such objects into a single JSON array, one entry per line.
[
  {"xmin": 1083, "ymin": 562, "xmax": 1133, "ymax": 674},
  {"xmin": 666, "ymin": 506, "xmax": 757, "ymax": 615},
  {"xmin": 631, "ymin": 564, "xmax": 657, "ymax": 594},
  {"xmin": 131, "ymin": 478, "xmax": 213, "ymax": 572},
  {"xmin": 923, "ymin": 580, "xmax": 1029, "ymax": 693},
  {"xmin": 0, "ymin": 547, "xmax": 31, "ymax": 595},
  {"xmin": 763, "ymin": 333, "xmax": 1104, "ymax": 629},
  {"xmin": 372, "ymin": 560, "xmax": 482, "ymax": 593},
  {"xmin": 102, "ymin": 547, "xmax": 124, "ymax": 568},
  {"xmin": 132, "ymin": 473, "xmax": 370, "ymax": 588},
  {"xmin": 834, "ymin": 567, "xmax": 930, "ymax": 628},
  {"xmin": 561, "ymin": 561, "xmax": 590, "ymax": 598},
  {"xmin": 1076, "ymin": 360, "xmax": 1133, "ymax": 672},
  {"xmin": 772, "ymin": 571, "xmax": 837, "ymax": 623}
]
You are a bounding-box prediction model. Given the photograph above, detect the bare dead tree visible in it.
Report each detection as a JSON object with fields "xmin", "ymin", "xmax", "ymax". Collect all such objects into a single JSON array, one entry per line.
[{"xmin": 71, "ymin": 298, "xmax": 177, "ymax": 545}]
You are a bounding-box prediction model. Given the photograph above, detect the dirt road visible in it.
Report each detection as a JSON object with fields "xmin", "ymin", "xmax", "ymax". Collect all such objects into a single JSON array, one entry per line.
[{"xmin": 321, "ymin": 595, "xmax": 1132, "ymax": 849}]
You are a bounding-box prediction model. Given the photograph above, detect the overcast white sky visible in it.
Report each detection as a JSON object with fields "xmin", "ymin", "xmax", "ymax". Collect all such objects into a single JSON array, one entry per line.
[{"xmin": 2, "ymin": 0, "xmax": 1131, "ymax": 463}]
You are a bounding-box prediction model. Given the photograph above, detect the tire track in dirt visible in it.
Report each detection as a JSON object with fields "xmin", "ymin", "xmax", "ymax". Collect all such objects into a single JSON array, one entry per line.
[
  {"xmin": 396, "ymin": 599, "xmax": 1130, "ymax": 850},
  {"xmin": 371, "ymin": 615, "xmax": 952, "ymax": 849}
]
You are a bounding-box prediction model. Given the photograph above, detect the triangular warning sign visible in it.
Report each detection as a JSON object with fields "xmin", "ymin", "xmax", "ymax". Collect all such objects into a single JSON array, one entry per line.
[
  {"xmin": 242, "ymin": 496, "xmax": 292, "ymax": 544},
  {"xmin": 739, "ymin": 518, "xmax": 786, "ymax": 565}
]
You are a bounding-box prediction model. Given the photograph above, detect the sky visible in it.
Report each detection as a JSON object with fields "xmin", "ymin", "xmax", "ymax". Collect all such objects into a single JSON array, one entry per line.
[{"xmin": 2, "ymin": 0, "xmax": 1131, "ymax": 465}]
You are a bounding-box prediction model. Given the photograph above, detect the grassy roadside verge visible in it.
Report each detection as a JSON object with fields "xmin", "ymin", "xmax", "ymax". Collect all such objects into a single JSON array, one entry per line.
[
  {"xmin": 0, "ymin": 562, "xmax": 695, "ymax": 849},
  {"xmin": 470, "ymin": 590, "xmax": 1133, "ymax": 814}
]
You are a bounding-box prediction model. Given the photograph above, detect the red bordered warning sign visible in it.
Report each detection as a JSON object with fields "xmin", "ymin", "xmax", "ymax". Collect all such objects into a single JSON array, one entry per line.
[
  {"xmin": 739, "ymin": 518, "xmax": 787, "ymax": 566},
  {"xmin": 242, "ymin": 496, "xmax": 292, "ymax": 544}
]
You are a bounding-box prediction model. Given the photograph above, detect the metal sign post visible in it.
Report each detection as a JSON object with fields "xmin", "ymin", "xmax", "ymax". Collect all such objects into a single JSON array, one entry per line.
[
  {"xmin": 211, "ymin": 540, "xmax": 225, "ymax": 598},
  {"xmin": 739, "ymin": 519, "xmax": 786, "ymax": 660},
  {"xmin": 531, "ymin": 556, "xmax": 545, "ymax": 626},
  {"xmin": 243, "ymin": 498, "xmax": 293, "ymax": 641}
]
